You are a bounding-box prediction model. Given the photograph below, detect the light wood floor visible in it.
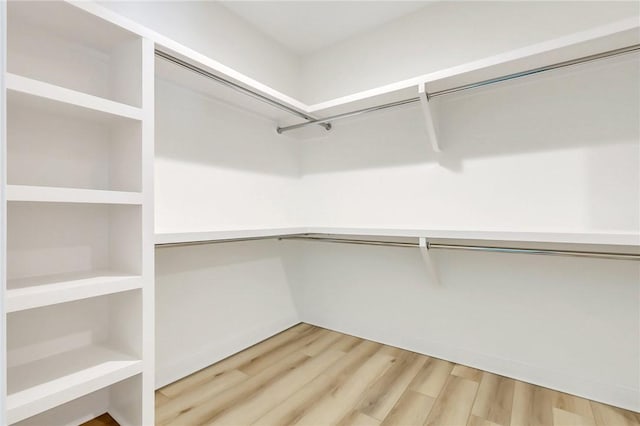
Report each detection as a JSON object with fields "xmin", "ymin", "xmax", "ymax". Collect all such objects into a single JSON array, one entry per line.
[
  {"xmin": 153, "ymin": 323, "xmax": 638, "ymax": 426},
  {"xmin": 81, "ymin": 413, "xmax": 119, "ymax": 426}
]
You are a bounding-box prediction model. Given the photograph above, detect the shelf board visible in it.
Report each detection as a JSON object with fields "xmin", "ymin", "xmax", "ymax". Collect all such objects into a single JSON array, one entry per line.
[
  {"xmin": 71, "ymin": 3, "xmax": 639, "ymax": 128},
  {"xmin": 306, "ymin": 227, "xmax": 640, "ymax": 247},
  {"xmin": 7, "ymin": 185, "xmax": 143, "ymax": 205},
  {"xmin": 307, "ymin": 18, "xmax": 640, "ymax": 117},
  {"xmin": 6, "ymin": 271, "xmax": 142, "ymax": 313},
  {"xmin": 7, "ymin": 345, "xmax": 142, "ymax": 424},
  {"xmin": 70, "ymin": 1, "xmax": 309, "ymax": 120},
  {"xmin": 155, "ymin": 227, "xmax": 307, "ymax": 245},
  {"xmin": 6, "ymin": 73, "xmax": 143, "ymax": 121},
  {"xmin": 8, "ymin": 1, "xmax": 138, "ymax": 55},
  {"xmin": 155, "ymin": 227, "xmax": 639, "ymax": 248}
]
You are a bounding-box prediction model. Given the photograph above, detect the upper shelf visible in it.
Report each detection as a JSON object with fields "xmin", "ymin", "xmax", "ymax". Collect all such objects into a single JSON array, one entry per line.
[
  {"xmin": 307, "ymin": 18, "xmax": 640, "ymax": 117},
  {"xmin": 70, "ymin": 2, "xmax": 640, "ymax": 126},
  {"xmin": 155, "ymin": 227, "xmax": 640, "ymax": 248},
  {"xmin": 155, "ymin": 228, "xmax": 307, "ymax": 245},
  {"xmin": 8, "ymin": 1, "xmax": 144, "ymax": 108},
  {"xmin": 6, "ymin": 73, "xmax": 143, "ymax": 122}
]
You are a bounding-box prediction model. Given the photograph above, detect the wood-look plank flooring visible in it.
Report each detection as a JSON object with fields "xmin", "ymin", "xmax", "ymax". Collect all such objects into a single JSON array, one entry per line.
[
  {"xmin": 80, "ymin": 413, "xmax": 119, "ymax": 426},
  {"xmin": 153, "ymin": 324, "xmax": 639, "ymax": 426}
]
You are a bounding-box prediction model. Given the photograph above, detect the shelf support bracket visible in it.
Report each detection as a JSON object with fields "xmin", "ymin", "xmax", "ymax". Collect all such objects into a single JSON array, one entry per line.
[
  {"xmin": 418, "ymin": 83, "xmax": 441, "ymax": 152},
  {"xmin": 419, "ymin": 237, "xmax": 440, "ymax": 285}
]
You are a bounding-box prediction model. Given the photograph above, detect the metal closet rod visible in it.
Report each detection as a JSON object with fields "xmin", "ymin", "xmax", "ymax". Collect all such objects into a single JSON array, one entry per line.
[
  {"xmin": 155, "ymin": 234, "xmax": 301, "ymax": 249},
  {"xmin": 276, "ymin": 43, "xmax": 640, "ymax": 134},
  {"xmin": 155, "ymin": 234, "xmax": 640, "ymax": 261},
  {"xmin": 154, "ymin": 49, "xmax": 331, "ymax": 131},
  {"xmin": 282, "ymin": 236, "xmax": 640, "ymax": 261}
]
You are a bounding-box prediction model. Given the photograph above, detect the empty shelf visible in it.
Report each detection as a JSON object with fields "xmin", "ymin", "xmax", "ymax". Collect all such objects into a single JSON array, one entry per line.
[
  {"xmin": 7, "ymin": 185, "xmax": 143, "ymax": 205},
  {"xmin": 6, "ymin": 73, "xmax": 143, "ymax": 121},
  {"xmin": 7, "ymin": 345, "xmax": 142, "ymax": 424},
  {"xmin": 6, "ymin": 271, "xmax": 142, "ymax": 313}
]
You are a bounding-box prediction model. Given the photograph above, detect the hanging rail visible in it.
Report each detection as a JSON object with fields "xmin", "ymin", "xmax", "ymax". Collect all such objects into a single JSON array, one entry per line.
[
  {"xmin": 282, "ymin": 236, "xmax": 640, "ymax": 261},
  {"xmin": 155, "ymin": 234, "xmax": 639, "ymax": 261},
  {"xmin": 276, "ymin": 43, "xmax": 640, "ymax": 134},
  {"xmin": 155, "ymin": 234, "xmax": 300, "ymax": 249},
  {"xmin": 154, "ymin": 49, "xmax": 331, "ymax": 131}
]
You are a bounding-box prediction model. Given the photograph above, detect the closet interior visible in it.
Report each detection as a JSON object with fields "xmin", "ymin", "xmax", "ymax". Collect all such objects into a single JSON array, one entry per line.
[{"xmin": 1, "ymin": 1, "xmax": 639, "ymax": 424}]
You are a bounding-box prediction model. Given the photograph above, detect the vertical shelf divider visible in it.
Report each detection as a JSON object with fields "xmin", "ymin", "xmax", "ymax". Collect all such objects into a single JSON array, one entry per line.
[
  {"xmin": 1, "ymin": 1, "xmax": 8, "ymax": 425},
  {"xmin": 141, "ymin": 36, "xmax": 155, "ymax": 426}
]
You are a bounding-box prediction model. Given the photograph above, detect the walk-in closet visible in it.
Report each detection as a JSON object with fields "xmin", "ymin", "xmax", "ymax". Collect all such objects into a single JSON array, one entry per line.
[{"xmin": 1, "ymin": 1, "xmax": 639, "ymax": 425}]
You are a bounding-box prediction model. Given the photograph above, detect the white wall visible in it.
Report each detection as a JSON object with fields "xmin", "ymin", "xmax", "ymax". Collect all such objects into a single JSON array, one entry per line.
[
  {"xmin": 288, "ymin": 50, "xmax": 640, "ymax": 411},
  {"xmin": 300, "ymin": 1, "xmax": 640, "ymax": 104},
  {"xmin": 284, "ymin": 240, "xmax": 640, "ymax": 411},
  {"xmin": 154, "ymin": 68, "xmax": 302, "ymax": 386},
  {"xmin": 154, "ymin": 77, "xmax": 301, "ymax": 233},
  {"xmin": 299, "ymin": 55, "xmax": 640, "ymax": 233},
  {"xmin": 98, "ymin": 1, "xmax": 301, "ymax": 97},
  {"xmin": 155, "ymin": 240, "xmax": 299, "ymax": 387}
]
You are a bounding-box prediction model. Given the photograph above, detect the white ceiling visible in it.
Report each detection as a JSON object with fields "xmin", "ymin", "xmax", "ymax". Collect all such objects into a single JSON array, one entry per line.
[{"xmin": 219, "ymin": 1, "xmax": 432, "ymax": 55}]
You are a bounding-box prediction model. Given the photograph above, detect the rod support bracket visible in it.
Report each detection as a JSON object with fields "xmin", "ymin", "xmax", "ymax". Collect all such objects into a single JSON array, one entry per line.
[
  {"xmin": 418, "ymin": 83, "xmax": 441, "ymax": 153},
  {"xmin": 419, "ymin": 237, "xmax": 440, "ymax": 285}
]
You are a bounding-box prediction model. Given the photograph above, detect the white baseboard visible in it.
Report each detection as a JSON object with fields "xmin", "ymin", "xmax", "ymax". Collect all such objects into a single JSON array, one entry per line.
[{"xmin": 155, "ymin": 315, "xmax": 300, "ymax": 389}]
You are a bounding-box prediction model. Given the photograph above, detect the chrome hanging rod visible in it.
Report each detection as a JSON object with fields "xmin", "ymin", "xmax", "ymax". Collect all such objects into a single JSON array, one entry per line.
[
  {"xmin": 277, "ymin": 43, "xmax": 640, "ymax": 134},
  {"xmin": 156, "ymin": 234, "xmax": 640, "ymax": 261},
  {"xmin": 155, "ymin": 49, "xmax": 331, "ymax": 131},
  {"xmin": 155, "ymin": 234, "xmax": 300, "ymax": 249},
  {"xmin": 281, "ymin": 236, "xmax": 640, "ymax": 261}
]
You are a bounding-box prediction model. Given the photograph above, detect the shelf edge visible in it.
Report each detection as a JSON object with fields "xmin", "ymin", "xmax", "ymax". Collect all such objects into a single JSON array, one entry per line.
[
  {"xmin": 6, "ymin": 185, "xmax": 143, "ymax": 205},
  {"xmin": 6, "ymin": 73, "xmax": 143, "ymax": 121}
]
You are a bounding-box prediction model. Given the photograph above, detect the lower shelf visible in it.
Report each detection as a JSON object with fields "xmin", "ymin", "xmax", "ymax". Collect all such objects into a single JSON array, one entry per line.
[
  {"xmin": 7, "ymin": 345, "xmax": 142, "ymax": 425},
  {"xmin": 6, "ymin": 271, "xmax": 142, "ymax": 313}
]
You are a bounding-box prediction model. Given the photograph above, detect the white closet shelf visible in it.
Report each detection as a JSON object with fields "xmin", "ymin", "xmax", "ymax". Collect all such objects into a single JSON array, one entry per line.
[
  {"xmin": 307, "ymin": 227, "xmax": 640, "ymax": 247},
  {"xmin": 7, "ymin": 185, "xmax": 143, "ymax": 205},
  {"xmin": 155, "ymin": 227, "xmax": 639, "ymax": 247},
  {"xmin": 72, "ymin": 2, "xmax": 640, "ymax": 123},
  {"xmin": 6, "ymin": 271, "xmax": 142, "ymax": 313},
  {"xmin": 155, "ymin": 227, "xmax": 308, "ymax": 245},
  {"xmin": 8, "ymin": 1, "xmax": 138, "ymax": 54},
  {"xmin": 6, "ymin": 345, "xmax": 142, "ymax": 424},
  {"xmin": 6, "ymin": 73, "xmax": 143, "ymax": 121},
  {"xmin": 307, "ymin": 18, "xmax": 640, "ymax": 117}
]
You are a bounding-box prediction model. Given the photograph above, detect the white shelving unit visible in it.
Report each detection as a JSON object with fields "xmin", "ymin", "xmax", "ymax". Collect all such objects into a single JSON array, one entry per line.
[
  {"xmin": 1, "ymin": 0, "xmax": 638, "ymax": 423},
  {"xmin": 2, "ymin": 1, "xmax": 154, "ymax": 425}
]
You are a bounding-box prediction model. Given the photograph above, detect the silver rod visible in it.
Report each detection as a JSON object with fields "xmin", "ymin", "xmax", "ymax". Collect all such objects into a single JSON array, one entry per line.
[
  {"xmin": 281, "ymin": 236, "xmax": 418, "ymax": 248},
  {"xmin": 283, "ymin": 236, "xmax": 640, "ymax": 261},
  {"xmin": 277, "ymin": 43, "xmax": 640, "ymax": 133},
  {"xmin": 276, "ymin": 98, "xmax": 420, "ymax": 133},
  {"xmin": 155, "ymin": 234, "xmax": 299, "ymax": 249},
  {"xmin": 155, "ymin": 49, "xmax": 331, "ymax": 131},
  {"xmin": 428, "ymin": 243, "xmax": 640, "ymax": 261}
]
